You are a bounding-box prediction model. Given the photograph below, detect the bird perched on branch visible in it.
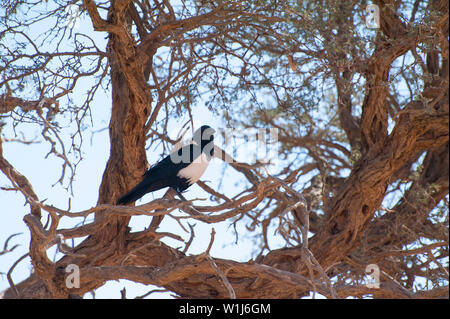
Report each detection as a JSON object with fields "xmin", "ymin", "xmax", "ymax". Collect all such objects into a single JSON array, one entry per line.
[{"xmin": 117, "ymin": 125, "xmax": 215, "ymax": 205}]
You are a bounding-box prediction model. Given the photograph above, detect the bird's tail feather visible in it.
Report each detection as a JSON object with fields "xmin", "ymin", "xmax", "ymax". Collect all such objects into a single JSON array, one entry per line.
[{"xmin": 116, "ymin": 178, "xmax": 156, "ymax": 205}]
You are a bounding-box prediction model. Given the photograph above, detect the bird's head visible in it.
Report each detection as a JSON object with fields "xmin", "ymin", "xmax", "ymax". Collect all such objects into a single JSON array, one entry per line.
[{"xmin": 193, "ymin": 125, "xmax": 215, "ymax": 155}]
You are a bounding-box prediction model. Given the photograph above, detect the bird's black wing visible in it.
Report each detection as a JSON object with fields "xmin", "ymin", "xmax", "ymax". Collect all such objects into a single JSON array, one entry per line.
[{"xmin": 116, "ymin": 144, "xmax": 201, "ymax": 205}]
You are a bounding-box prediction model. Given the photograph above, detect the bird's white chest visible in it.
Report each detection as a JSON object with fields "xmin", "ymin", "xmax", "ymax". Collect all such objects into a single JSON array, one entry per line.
[{"xmin": 177, "ymin": 152, "xmax": 210, "ymax": 184}]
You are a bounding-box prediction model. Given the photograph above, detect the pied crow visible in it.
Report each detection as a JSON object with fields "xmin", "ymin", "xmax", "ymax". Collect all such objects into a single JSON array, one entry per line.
[{"xmin": 116, "ymin": 125, "xmax": 215, "ymax": 205}]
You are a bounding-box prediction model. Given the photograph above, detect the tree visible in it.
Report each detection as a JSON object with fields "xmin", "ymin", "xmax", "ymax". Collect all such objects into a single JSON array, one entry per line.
[{"xmin": 0, "ymin": 0, "xmax": 448, "ymax": 299}]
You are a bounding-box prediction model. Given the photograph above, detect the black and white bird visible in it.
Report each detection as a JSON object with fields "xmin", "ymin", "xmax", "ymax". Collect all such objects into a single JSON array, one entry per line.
[{"xmin": 116, "ymin": 125, "xmax": 215, "ymax": 205}]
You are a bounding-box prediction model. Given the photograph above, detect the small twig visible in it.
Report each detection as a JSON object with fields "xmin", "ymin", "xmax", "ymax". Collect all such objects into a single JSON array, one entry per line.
[
  {"xmin": 196, "ymin": 227, "xmax": 216, "ymax": 261},
  {"xmin": 198, "ymin": 227, "xmax": 236, "ymax": 299},
  {"xmin": 379, "ymin": 270, "xmax": 414, "ymax": 298},
  {"xmin": 204, "ymin": 228, "xmax": 216, "ymax": 256},
  {"xmin": 182, "ymin": 223, "xmax": 196, "ymax": 254},
  {"xmin": 7, "ymin": 252, "xmax": 29, "ymax": 298},
  {"xmin": 135, "ymin": 288, "xmax": 169, "ymax": 299},
  {"xmin": 304, "ymin": 248, "xmax": 339, "ymax": 299},
  {"xmin": 301, "ymin": 249, "xmax": 318, "ymax": 299},
  {"xmin": 0, "ymin": 232, "xmax": 21, "ymax": 256},
  {"xmin": 206, "ymin": 256, "xmax": 236, "ymax": 299},
  {"xmin": 167, "ymin": 213, "xmax": 190, "ymax": 233},
  {"xmin": 53, "ymin": 234, "xmax": 87, "ymax": 258},
  {"xmin": 427, "ymin": 248, "xmax": 449, "ymax": 279}
]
